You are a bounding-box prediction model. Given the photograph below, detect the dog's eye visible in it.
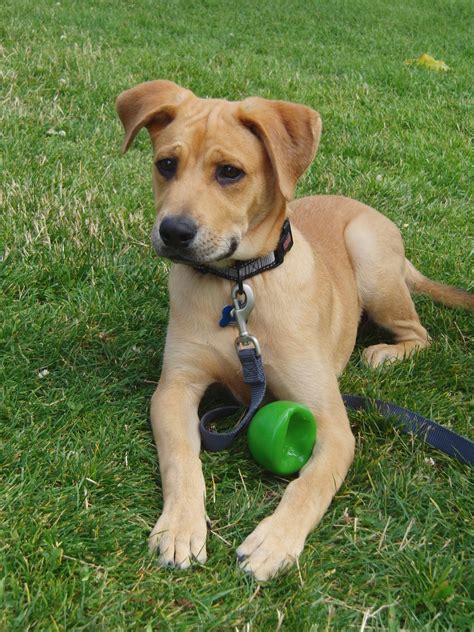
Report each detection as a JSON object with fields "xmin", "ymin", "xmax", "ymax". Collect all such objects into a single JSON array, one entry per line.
[
  {"xmin": 155, "ymin": 158, "xmax": 177, "ymax": 179},
  {"xmin": 216, "ymin": 164, "xmax": 245, "ymax": 184}
]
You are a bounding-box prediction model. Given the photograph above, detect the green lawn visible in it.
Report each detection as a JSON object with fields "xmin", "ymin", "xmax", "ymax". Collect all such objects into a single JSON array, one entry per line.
[{"xmin": 1, "ymin": 0, "xmax": 473, "ymax": 629}]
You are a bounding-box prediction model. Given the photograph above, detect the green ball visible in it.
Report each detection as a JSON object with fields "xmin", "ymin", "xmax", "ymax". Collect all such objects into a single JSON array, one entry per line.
[{"xmin": 247, "ymin": 401, "xmax": 317, "ymax": 475}]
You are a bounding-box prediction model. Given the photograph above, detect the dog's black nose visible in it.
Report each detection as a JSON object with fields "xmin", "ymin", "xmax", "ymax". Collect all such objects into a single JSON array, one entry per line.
[{"xmin": 159, "ymin": 216, "xmax": 197, "ymax": 249}]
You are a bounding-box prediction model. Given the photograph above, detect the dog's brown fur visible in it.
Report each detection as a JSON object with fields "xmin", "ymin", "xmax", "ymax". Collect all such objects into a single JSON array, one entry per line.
[{"xmin": 116, "ymin": 80, "xmax": 473, "ymax": 580}]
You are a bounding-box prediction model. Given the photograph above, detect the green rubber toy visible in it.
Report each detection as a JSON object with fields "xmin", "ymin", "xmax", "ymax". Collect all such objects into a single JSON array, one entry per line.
[{"xmin": 247, "ymin": 401, "xmax": 317, "ymax": 475}]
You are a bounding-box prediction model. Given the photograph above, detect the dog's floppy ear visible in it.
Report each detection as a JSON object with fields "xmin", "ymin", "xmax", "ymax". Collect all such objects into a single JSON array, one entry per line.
[
  {"xmin": 116, "ymin": 80, "xmax": 193, "ymax": 153},
  {"xmin": 238, "ymin": 97, "xmax": 322, "ymax": 200}
]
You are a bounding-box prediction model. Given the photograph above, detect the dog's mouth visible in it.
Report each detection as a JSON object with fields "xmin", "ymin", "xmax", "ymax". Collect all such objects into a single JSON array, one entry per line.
[{"xmin": 155, "ymin": 238, "xmax": 240, "ymax": 267}]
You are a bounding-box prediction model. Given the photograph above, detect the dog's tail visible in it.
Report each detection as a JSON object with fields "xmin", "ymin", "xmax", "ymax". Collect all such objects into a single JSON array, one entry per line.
[{"xmin": 405, "ymin": 259, "xmax": 474, "ymax": 309}]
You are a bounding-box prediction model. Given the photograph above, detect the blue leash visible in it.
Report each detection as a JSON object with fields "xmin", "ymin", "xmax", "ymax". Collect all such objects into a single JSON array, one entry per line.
[
  {"xmin": 199, "ymin": 348, "xmax": 474, "ymax": 467},
  {"xmin": 200, "ymin": 348, "xmax": 266, "ymax": 451},
  {"xmin": 341, "ymin": 394, "xmax": 473, "ymax": 467}
]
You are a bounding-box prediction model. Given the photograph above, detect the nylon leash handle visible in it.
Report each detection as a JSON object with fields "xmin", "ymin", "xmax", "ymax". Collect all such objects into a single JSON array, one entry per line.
[{"xmin": 199, "ymin": 347, "xmax": 266, "ymax": 451}]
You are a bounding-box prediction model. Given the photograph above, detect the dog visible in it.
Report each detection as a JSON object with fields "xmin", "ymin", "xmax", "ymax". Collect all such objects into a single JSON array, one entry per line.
[{"xmin": 116, "ymin": 80, "xmax": 473, "ymax": 581}]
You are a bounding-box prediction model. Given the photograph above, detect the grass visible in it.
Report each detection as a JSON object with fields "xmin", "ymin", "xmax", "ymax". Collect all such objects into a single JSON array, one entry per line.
[{"xmin": 1, "ymin": 0, "xmax": 473, "ymax": 628}]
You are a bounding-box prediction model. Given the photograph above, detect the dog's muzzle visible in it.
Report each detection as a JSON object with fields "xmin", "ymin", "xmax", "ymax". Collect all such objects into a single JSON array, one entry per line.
[{"xmin": 151, "ymin": 216, "xmax": 239, "ymax": 264}]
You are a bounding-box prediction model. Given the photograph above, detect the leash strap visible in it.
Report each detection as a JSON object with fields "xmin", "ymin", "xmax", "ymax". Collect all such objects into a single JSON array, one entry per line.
[
  {"xmin": 342, "ymin": 394, "xmax": 474, "ymax": 467},
  {"xmin": 198, "ymin": 352, "xmax": 473, "ymax": 465},
  {"xmin": 197, "ymin": 256, "xmax": 472, "ymax": 466},
  {"xmin": 199, "ymin": 347, "xmax": 266, "ymax": 451}
]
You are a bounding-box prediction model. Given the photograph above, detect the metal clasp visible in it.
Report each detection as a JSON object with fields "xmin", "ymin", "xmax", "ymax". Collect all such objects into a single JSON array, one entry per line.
[
  {"xmin": 231, "ymin": 283, "xmax": 261, "ymax": 356},
  {"xmin": 231, "ymin": 283, "xmax": 254, "ymax": 331}
]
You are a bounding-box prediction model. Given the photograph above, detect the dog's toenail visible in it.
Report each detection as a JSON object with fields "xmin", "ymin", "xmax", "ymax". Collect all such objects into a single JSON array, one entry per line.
[{"xmin": 237, "ymin": 553, "xmax": 247, "ymax": 562}]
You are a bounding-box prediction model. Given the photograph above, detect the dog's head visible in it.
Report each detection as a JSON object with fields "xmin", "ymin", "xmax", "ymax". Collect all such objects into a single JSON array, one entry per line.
[{"xmin": 116, "ymin": 80, "xmax": 321, "ymax": 265}]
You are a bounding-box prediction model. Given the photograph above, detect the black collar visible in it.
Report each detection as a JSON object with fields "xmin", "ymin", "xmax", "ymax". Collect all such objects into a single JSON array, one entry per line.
[{"xmin": 191, "ymin": 219, "xmax": 293, "ymax": 284}]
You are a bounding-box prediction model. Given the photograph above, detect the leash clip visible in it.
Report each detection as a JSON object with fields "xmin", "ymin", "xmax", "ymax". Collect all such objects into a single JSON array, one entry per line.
[
  {"xmin": 232, "ymin": 283, "xmax": 254, "ymax": 325},
  {"xmin": 231, "ymin": 283, "xmax": 261, "ymax": 357}
]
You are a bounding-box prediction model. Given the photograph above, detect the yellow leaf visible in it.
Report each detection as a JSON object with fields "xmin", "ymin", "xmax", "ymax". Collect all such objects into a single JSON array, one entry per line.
[{"xmin": 404, "ymin": 53, "xmax": 450, "ymax": 72}]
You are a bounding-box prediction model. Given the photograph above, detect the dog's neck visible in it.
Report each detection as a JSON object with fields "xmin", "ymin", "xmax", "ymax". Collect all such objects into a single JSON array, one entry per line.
[{"xmin": 240, "ymin": 205, "xmax": 288, "ymax": 261}]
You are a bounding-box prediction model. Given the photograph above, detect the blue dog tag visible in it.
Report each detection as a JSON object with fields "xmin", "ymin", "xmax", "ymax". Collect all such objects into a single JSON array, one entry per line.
[{"xmin": 219, "ymin": 304, "xmax": 235, "ymax": 327}]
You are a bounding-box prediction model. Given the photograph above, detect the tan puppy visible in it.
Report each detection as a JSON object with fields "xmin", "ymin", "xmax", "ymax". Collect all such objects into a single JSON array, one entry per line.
[{"xmin": 116, "ymin": 80, "xmax": 473, "ymax": 581}]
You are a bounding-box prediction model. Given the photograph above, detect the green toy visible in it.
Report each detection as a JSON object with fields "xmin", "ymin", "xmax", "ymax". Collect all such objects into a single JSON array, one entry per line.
[{"xmin": 247, "ymin": 401, "xmax": 317, "ymax": 475}]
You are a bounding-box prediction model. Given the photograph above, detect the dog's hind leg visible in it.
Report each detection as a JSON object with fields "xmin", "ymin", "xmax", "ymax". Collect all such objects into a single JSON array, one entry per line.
[{"xmin": 344, "ymin": 210, "xmax": 430, "ymax": 368}]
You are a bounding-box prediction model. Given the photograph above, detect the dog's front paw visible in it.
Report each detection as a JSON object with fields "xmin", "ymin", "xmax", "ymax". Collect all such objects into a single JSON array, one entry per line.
[
  {"xmin": 149, "ymin": 506, "xmax": 208, "ymax": 569},
  {"xmin": 236, "ymin": 514, "xmax": 305, "ymax": 581}
]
